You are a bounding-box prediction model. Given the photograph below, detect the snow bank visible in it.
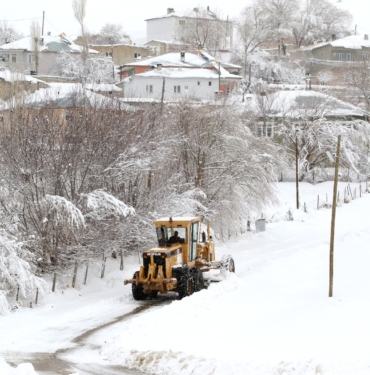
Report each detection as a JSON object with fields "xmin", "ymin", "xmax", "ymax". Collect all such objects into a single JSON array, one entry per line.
[{"xmin": 0, "ymin": 357, "xmax": 38, "ymax": 375}]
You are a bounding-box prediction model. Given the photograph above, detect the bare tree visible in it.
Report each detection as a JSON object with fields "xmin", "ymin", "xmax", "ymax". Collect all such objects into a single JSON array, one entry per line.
[
  {"xmin": 72, "ymin": 0, "xmax": 88, "ymax": 62},
  {"xmin": 30, "ymin": 21, "xmax": 41, "ymax": 74},
  {"xmin": 178, "ymin": 7, "xmax": 231, "ymax": 56},
  {"xmin": 235, "ymin": 1, "xmax": 273, "ymax": 77},
  {"xmin": 89, "ymin": 23, "xmax": 131, "ymax": 45},
  {"xmin": 344, "ymin": 59, "xmax": 370, "ymax": 115}
]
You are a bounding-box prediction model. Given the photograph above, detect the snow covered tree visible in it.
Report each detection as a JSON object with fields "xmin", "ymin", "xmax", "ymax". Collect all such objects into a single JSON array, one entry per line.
[
  {"xmin": 0, "ymin": 104, "xmax": 141, "ymax": 269},
  {"xmin": 234, "ymin": 1, "xmax": 273, "ymax": 77},
  {"xmin": 253, "ymin": 0, "xmax": 351, "ymax": 48},
  {"xmin": 165, "ymin": 100, "xmax": 280, "ymax": 236},
  {"xmin": 266, "ymin": 93, "xmax": 370, "ymax": 181},
  {"xmin": 344, "ymin": 59, "xmax": 370, "ymax": 114},
  {"xmin": 290, "ymin": 0, "xmax": 352, "ymax": 47},
  {"xmin": 89, "ymin": 23, "xmax": 131, "ymax": 45},
  {"xmin": 0, "ymin": 20, "xmax": 23, "ymax": 45},
  {"xmin": 51, "ymin": 52, "xmax": 115, "ymax": 83}
]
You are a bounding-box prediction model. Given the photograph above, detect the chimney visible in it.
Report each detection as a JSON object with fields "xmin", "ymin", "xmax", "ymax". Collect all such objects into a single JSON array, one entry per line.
[
  {"xmin": 193, "ymin": 7, "xmax": 199, "ymax": 12},
  {"xmin": 365, "ymin": 34, "xmax": 369, "ymax": 40},
  {"xmin": 167, "ymin": 8, "xmax": 175, "ymax": 14},
  {"xmin": 207, "ymin": 6, "xmax": 210, "ymax": 10},
  {"xmin": 332, "ymin": 34, "xmax": 336, "ymax": 41},
  {"xmin": 180, "ymin": 51, "xmax": 185, "ymax": 62},
  {"xmin": 157, "ymin": 63, "xmax": 162, "ymax": 70}
]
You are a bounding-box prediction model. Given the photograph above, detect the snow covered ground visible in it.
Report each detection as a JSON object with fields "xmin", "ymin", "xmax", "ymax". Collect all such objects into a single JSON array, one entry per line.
[{"xmin": 1, "ymin": 181, "xmax": 370, "ymax": 375}]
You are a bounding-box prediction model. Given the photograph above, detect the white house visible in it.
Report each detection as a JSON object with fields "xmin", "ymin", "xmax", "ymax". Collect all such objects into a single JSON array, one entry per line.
[
  {"xmin": 0, "ymin": 34, "xmax": 98, "ymax": 75},
  {"xmin": 145, "ymin": 7, "xmax": 233, "ymax": 51},
  {"xmin": 123, "ymin": 67, "xmax": 242, "ymax": 101}
]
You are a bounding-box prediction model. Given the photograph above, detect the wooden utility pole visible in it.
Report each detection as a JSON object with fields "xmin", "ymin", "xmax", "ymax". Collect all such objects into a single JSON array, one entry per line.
[
  {"xmin": 218, "ymin": 61, "xmax": 221, "ymax": 91},
  {"xmin": 160, "ymin": 77, "xmax": 165, "ymax": 113},
  {"xmin": 295, "ymin": 132, "xmax": 299, "ymax": 209},
  {"xmin": 329, "ymin": 135, "xmax": 341, "ymax": 297},
  {"xmin": 42, "ymin": 11, "xmax": 45, "ymax": 36}
]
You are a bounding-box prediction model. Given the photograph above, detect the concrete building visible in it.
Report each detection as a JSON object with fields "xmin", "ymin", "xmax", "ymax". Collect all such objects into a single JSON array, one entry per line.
[
  {"xmin": 88, "ymin": 44, "xmax": 155, "ymax": 66},
  {"xmin": 0, "ymin": 34, "xmax": 98, "ymax": 75},
  {"xmin": 145, "ymin": 7, "xmax": 233, "ymax": 52}
]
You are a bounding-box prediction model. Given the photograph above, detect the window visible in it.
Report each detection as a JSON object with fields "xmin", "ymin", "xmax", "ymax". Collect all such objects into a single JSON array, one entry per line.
[
  {"xmin": 208, "ymin": 81, "xmax": 212, "ymax": 86},
  {"xmin": 146, "ymin": 85, "xmax": 153, "ymax": 93},
  {"xmin": 257, "ymin": 123, "xmax": 273, "ymax": 138},
  {"xmin": 346, "ymin": 53, "xmax": 351, "ymax": 61},
  {"xmin": 174, "ymin": 85, "xmax": 181, "ymax": 93},
  {"xmin": 179, "ymin": 20, "xmax": 185, "ymax": 25},
  {"xmin": 337, "ymin": 53, "xmax": 344, "ymax": 61},
  {"xmin": 134, "ymin": 53, "xmax": 141, "ymax": 59},
  {"xmin": 11, "ymin": 54, "xmax": 16, "ymax": 63},
  {"xmin": 105, "ymin": 52, "xmax": 112, "ymax": 57},
  {"xmin": 1, "ymin": 54, "xmax": 9, "ymax": 62},
  {"xmin": 362, "ymin": 54, "xmax": 368, "ymax": 60},
  {"xmin": 190, "ymin": 222, "xmax": 199, "ymax": 261},
  {"xmin": 184, "ymin": 85, "xmax": 189, "ymax": 90},
  {"xmin": 28, "ymin": 54, "xmax": 35, "ymax": 63}
]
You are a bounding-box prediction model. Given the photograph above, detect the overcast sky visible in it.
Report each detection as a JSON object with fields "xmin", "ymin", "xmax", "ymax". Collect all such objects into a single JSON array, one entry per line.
[{"xmin": 2, "ymin": 0, "xmax": 369, "ymax": 41}]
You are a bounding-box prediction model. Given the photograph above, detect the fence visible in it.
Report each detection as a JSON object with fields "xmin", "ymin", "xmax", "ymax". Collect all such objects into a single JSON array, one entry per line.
[
  {"xmin": 15, "ymin": 249, "xmax": 127, "ymax": 309},
  {"xmin": 300, "ymin": 182, "xmax": 367, "ymax": 212}
]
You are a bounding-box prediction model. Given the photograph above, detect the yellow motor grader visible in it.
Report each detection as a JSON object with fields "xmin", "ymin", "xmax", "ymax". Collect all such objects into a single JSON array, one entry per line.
[{"xmin": 124, "ymin": 216, "xmax": 235, "ymax": 300}]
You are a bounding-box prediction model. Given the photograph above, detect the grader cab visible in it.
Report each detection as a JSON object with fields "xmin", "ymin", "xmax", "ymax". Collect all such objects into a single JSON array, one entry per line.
[{"xmin": 124, "ymin": 217, "xmax": 235, "ymax": 300}]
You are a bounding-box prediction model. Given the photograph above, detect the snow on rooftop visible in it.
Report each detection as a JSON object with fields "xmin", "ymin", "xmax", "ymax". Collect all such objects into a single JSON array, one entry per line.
[
  {"xmin": 0, "ymin": 69, "xmax": 43, "ymax": 84},
  {"xmin": 129, "ymin": 67, "xmax": 241, "ymax": 80},
  {"xmin": 123, "ymin": 51, "xmax": 241, "ymax": 69},
  {"xmin": 145, "ymin": 7, "xmax": 222, "ymax": 22},
  {"xmin": 246, "ymin": 90, "xmax": 367, "ymax": 118},
  {"xmin": 310, "ymin": 34, "xmax": 370, "ymax": 51},
  {"xmin": 0, "ymin": 35, "xmax": 98, "ymax": 54}
]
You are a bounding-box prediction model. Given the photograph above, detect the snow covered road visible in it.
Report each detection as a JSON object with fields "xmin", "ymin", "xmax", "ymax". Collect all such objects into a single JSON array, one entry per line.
[{"xmin": 2, "ymin": 181, "xmax": 370, "ymax": 375}]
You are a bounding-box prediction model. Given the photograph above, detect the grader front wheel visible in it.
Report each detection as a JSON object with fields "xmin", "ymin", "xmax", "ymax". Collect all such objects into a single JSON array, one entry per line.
[{"xmin": 132, "ymin": 272, "xmax": 147, "ymax": 300}]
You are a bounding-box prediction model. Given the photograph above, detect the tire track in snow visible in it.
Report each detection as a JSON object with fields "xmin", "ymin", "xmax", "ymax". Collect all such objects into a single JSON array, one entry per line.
[{"xmin": 2, "ymin": 298, "xmax": 173, "ymax": 374}]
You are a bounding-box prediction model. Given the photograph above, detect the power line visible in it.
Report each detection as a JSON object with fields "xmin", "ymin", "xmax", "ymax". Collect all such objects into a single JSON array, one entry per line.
[
  {"xmin": 44, "ymin": 17, "xmax": 63, "ymax": 34},
  {"xmin": 5, "ymin": 17, "xmax": 42, "ymax": 22}
]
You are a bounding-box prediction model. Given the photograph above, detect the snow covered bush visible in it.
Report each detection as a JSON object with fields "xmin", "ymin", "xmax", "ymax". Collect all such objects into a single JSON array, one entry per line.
[{"xmin": 0, "ymin": 237, "xmax": 47, "ymax": 315}]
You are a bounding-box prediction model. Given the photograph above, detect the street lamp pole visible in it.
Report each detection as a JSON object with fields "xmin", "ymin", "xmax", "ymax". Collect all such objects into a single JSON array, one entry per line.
[{"xmin": 295, "ymin": 130, "xmax": 299, "ymax": 209}]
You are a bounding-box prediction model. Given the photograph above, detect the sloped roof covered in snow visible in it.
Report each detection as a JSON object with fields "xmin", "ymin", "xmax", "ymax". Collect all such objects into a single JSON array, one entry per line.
[
  {"xmin": 0, "ymin": 35, "xmax": 98, "ymax": 54},
  {"xmin": 121, "ymin": 52, "xmax": 241, "ymax": 69},
  {"xmin": 0, "ymin": 69, "xmax": 43, "ymax": 83},
  {"xmin": 310, "ymin": 34, "xmax": 370, "ymax": 51},
  {"xmin": 145, "ymin": 7, "xmax": 221, "ymax": 21},
  {"xmin": 125, "ymin": 67, "xmax": 241, "ymax": 81},
  {"xmin": 247, "ymin": 90, "xmax": 367, "ymax": 118}
]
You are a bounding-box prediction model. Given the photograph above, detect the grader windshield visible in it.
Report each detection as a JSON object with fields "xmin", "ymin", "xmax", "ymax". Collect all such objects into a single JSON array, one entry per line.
[{"xmin": 156, "ymin": 226, "xmax": 187, "ymax": 246}]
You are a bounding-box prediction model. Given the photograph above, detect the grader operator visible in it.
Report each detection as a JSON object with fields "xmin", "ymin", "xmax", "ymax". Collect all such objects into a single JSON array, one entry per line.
[{"xmin": 124, "ymin": 216, "xmax": 235, "ymax": 300}]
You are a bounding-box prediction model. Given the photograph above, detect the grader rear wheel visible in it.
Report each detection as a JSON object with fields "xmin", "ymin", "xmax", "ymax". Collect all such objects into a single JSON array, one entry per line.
[
  {"xmin": 191, "ymin": 268, "xmax": 204, "ymax": 292},
  {"xmin": 177, "ymin": 269, "xmax": 194, "ymax": 299}
]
